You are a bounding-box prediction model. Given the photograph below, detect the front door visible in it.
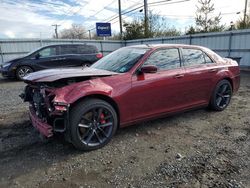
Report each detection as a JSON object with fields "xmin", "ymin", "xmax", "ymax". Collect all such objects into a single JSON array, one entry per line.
[
  {"xmin": 33, "ymin": 46, "xmax": 60, "ymax": 70},
  {"xmin": 129, "ymin": 48, "xmax": 187, "ymax": 121}
]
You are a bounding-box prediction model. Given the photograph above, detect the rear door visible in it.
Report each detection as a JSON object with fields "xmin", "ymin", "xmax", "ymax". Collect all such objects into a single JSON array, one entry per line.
[
  {"xmin": 181, "ymin": 48, "xmax": 217, "ymax": 105},
  {"xmin": 59, "ymin": 45, "xmax": 81, "ymax": 67},
  {"xmin": 129, "ymin": 48, "xmax": 187, "ymax": 120}
]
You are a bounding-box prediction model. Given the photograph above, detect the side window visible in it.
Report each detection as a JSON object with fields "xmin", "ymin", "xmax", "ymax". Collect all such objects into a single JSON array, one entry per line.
[
  {"xmin": 143, "ymin": 48, "xmax": 180, "ymax": 71},
  {"xmin": 78, "ymin": 45, "xmax": 97, "ymax": 54},
  {"xmin": 203, "ymin": 53, "xmax": 214, "ymax": 63},
  {"xmin": 39, "ymin": 47, "xmax": 56, "ymax": 57},
  {"xmin": 60, "ymin": 46, "xmax": 78, "ymax": 55},
  {"xmin": 182, "ymin": 48, "xmax": 206, "ymax": 66}
]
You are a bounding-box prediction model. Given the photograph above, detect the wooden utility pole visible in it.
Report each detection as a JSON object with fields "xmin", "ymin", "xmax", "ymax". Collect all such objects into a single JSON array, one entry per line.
[
  {"xmin": 244, "ymin": 0, "xmax": 248, "ymax": 28},
  {"xmin": 118, "ymin": 0, "xmax": 122, "ymax": 39},
  {"xmin": 144, "ymin": 0, "xmax": 149, "ymax": 38},
  {"xmin": 52, "ymin": 24, "xmax": 60, "ymax": 39}
]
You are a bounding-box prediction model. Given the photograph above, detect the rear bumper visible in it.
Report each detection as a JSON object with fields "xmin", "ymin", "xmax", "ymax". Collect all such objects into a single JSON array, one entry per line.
[{"xmin": 29, "ymin": 106, "xmax": 53, "ymax": 137}]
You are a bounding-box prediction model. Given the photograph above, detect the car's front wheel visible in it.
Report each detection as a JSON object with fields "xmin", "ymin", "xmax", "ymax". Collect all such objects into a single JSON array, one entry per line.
[
  {"xmin": 69, "ymin": 99, "xmax": 118, "ymax": 150},
  {"xmin": 210, "ymin": 79, "xmax": 232, "ymax": 111},
  {"xmin": 16, "ymin": 66, "xmax": 33, "ymax": 80}
]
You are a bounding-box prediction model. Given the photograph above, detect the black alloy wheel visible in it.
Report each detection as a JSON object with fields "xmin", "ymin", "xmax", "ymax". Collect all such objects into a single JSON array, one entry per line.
[
  {"xmin": 70, "ymin": 99, "xmax": 118, "ymax": 150},
  {"xmin": 210, "ymin": 79, "xmax": 232, "ymax": 111}
]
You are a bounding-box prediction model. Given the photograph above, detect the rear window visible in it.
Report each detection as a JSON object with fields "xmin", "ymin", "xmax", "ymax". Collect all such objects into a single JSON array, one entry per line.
[{"xmin": 78, "ymin": 45, "xmax": 98, "ymax": 54}]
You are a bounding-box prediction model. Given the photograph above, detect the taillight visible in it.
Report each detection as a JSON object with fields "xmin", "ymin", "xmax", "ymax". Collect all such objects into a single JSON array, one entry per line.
[{"xmin": 96, "ymin": 53, "xmax": 103, "ymax": 59}]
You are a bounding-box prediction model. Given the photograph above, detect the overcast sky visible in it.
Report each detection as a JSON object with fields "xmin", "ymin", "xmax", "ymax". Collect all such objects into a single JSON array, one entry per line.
[{"xmin": 0, "ymin": 0, "xmax": 248, "ymax": 38}]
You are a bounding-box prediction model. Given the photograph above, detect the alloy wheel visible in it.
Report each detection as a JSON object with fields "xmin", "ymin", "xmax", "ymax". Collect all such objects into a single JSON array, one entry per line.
[
  {"xmin": 77, "ymin": 107, "xmax": 114, "ymax": 147},
  {"xmin": 215, "ymin": 83, "xmax": 232, "ymax": 109},
  {"xmin": 18, "ymin": 67, "xmax": 32, "ymax": 78}
]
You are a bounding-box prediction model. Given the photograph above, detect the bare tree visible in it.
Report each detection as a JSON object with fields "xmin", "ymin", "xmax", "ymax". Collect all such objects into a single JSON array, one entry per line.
[
  {"xmin": 56, "ymin": 24, "xmax": 88, "ymax": 39},
  {"xmin": 147, "ymin": 13, "xmax": 181, "ymax": 37},
  {"xmin": 195, "ymin": 0, "xmax": 224, "ymax": 32},
  {"xmin": 123, "ymin": 12, "xmax": 181, "ymax": 40}
]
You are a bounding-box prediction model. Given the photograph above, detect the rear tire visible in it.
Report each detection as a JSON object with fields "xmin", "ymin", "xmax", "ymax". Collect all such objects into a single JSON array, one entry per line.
[
  {"xmin": 69, "ymin": 99, "xmax": 118, "ymax": 151},
  {"xmin": 210, "ymin": 79, "xmax": 232, "ymax": 111},
  {"xmin": 16, "ymin": 66, "xmax": 33, "ymax": 80}
]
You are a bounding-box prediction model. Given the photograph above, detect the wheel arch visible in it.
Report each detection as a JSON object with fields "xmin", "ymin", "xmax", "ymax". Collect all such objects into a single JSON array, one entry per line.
[
  {"xmin": 214, "ymin": 76, "xmax": 233, "ymax": 91},
  {"xmin": 209, "ymin": 76, "xmax": 233, "ymax": 102},
  {"xmin": 70, "ymin": 94, "xmax": 120, "ymax": 127},
  {"xmin": 223, "ymin": 77, "xmax": 233, "ymax": 91},
  {"xmin": 16, "ymin": 64, "xmax": 34, "ymax": 71}
]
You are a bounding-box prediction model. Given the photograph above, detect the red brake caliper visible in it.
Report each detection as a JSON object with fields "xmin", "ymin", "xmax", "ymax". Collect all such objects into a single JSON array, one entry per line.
[{"xmin": 100, "ymin": 113, "xmax": 106, "ymax": 124}]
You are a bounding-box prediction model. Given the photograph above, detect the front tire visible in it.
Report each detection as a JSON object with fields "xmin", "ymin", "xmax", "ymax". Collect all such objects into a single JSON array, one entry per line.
[
  {"xmin": 210, "ymin": 79, "xmax": 232, "ymax": 111},
  {"xmin": 16, "ymin": 66, "xmax": 33, "ymax": 80},
  {"xmin": 69, "ymin": 99, "xmax": 118, "ymax": 151}
]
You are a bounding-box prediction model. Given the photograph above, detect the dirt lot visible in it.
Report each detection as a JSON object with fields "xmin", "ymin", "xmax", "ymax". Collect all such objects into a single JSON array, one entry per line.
[{"xmin": 0, "ymin": 73, "xmax": 249, "ymax": 188}]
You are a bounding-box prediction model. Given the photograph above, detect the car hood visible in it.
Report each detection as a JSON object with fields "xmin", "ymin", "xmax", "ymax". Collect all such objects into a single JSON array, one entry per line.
[
  {"xmin": 23, "ymin": 67, "xmax": 120, "ymax": 82},
  {"xmin": 2, "ymin": 57, "xmax": 24, "ymax": 65}
]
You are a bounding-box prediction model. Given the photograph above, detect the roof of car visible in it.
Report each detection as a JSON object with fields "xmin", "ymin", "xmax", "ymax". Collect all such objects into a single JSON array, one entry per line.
[
  {"xmin": 128, "ymin": 44, "xmax": 223, "ymax": 62},
  {"xmin": 129, "ymin": 44, "xmax": 205, "ymax": 49},
  {"xmin": 41, "ymin": 43, "xmax": 94, "ymax": 48}
]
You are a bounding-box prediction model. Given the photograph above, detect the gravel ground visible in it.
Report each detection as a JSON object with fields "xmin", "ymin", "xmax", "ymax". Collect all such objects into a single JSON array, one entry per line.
[{"xmin": 0, "ymin": 73, "xmax": 249, "ymax": 188}]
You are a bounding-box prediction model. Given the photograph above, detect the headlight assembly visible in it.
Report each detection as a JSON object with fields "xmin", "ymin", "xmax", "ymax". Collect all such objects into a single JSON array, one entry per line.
[{"xmin": 2, "ymin": 62, "xmax": 11, "ymax": 68}]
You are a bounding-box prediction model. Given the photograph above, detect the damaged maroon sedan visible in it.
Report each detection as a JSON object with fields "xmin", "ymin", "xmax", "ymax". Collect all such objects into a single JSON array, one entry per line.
[{"xmin": 21, "ymin": 44, "xmax": 240, "ymax": 150}]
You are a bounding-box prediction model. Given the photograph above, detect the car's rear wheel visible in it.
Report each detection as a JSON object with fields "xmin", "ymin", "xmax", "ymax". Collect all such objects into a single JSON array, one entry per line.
[
  {"xmin": 69, "ymin": 99, "xmax": 118, "ymax": 151},
  {"xmin": 16, "ymin": 66, "xmax": 33, "ymax": 80},
  {"xmin": 210, "ymin": 79, "xmax": 232, "ymax": 111}
]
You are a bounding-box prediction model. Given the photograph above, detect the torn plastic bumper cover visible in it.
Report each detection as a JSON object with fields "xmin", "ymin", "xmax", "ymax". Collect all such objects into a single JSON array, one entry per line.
[{"xmin": 29, "ymin": 106, "xmax": 53, "ymax": 137}]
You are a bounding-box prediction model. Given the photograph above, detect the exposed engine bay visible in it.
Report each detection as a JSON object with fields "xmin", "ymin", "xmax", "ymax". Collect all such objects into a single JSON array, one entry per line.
[
  {"xmin": 20, "ymin": 69, "xmax": 115, "ymax": 141},
  {"xmin": 20, "ymin": 76, "xmax": 92, "ymax": 136}
]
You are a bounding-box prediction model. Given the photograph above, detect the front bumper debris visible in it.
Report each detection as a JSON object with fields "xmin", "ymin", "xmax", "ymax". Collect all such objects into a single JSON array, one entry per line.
[{"xmin": 29, "ymin": 106, "xmax": 53, "ymax": 137}]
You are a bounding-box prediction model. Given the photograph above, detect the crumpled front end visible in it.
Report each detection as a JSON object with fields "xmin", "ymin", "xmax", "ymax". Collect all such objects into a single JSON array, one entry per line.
[{"xmin": 20, "ymin": 84, "xmax": 70, "ymax": 138}]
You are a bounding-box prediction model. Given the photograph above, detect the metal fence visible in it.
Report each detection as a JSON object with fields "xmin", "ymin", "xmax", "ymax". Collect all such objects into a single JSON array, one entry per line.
[{"xmin": 1, "ymin": 29, "xmax": 250, "ymax": 67}]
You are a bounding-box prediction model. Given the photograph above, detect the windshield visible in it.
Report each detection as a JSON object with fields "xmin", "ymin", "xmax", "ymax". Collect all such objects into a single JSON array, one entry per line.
[{"xmin": 91, "ymin": 47, "xmax": 149, "ymax": 73}]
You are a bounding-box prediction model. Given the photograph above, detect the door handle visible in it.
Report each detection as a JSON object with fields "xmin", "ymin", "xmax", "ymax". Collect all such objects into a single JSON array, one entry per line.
[
  {"xmin": 209, "ymin": 68, "xmax": 217, "ymax": 73},
  {"xmin": 174, "ymin": 74, "xmax": 184, "ymax": 79}
]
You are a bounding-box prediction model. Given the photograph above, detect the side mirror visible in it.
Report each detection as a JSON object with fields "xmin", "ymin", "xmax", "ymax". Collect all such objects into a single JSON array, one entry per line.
[
  {"xmin": 35, "ymin": 53, "xmax": 40, "ymax": 59},
  {"xmin": 140, "ymin": 65, "xmax": 158, "ymax": 74}
]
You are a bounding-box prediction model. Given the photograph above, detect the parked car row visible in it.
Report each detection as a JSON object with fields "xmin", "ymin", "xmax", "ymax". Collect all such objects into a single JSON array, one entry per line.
[
  {"xmin": 0, "ymin": 44, "xmax": 103, "ymax": 80},
  {"xmin": 20, "ymin": 44, "xmax": 240, "ymax": 151}
]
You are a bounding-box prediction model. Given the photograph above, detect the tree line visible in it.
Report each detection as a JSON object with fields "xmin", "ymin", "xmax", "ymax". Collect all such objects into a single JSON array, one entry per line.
[{"xmin": 55, "ymin": 0, "xmax": 250, "ymax": 40}]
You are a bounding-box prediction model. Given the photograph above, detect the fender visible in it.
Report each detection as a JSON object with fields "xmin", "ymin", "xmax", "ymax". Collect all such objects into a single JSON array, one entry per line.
[
  {"xmin": 211, "ymin": 62, "xmax": 240, "ymax": 94},
  {"xmin": 53, "ymin": 78, "xmax": 113, "ymax": 105}
]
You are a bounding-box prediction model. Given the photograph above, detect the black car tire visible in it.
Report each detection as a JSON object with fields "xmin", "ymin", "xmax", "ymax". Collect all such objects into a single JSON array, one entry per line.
[
  {"xmin": 16, "ymin": 66, "xmax": 33, "ymax": 80},
  {"xmin": 70, "ymin": 98, "xmax": 118, "ymax": 151},
  {"xmin": 210, "ymin": 79, "xmax": 232, "ymax": 111}
]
